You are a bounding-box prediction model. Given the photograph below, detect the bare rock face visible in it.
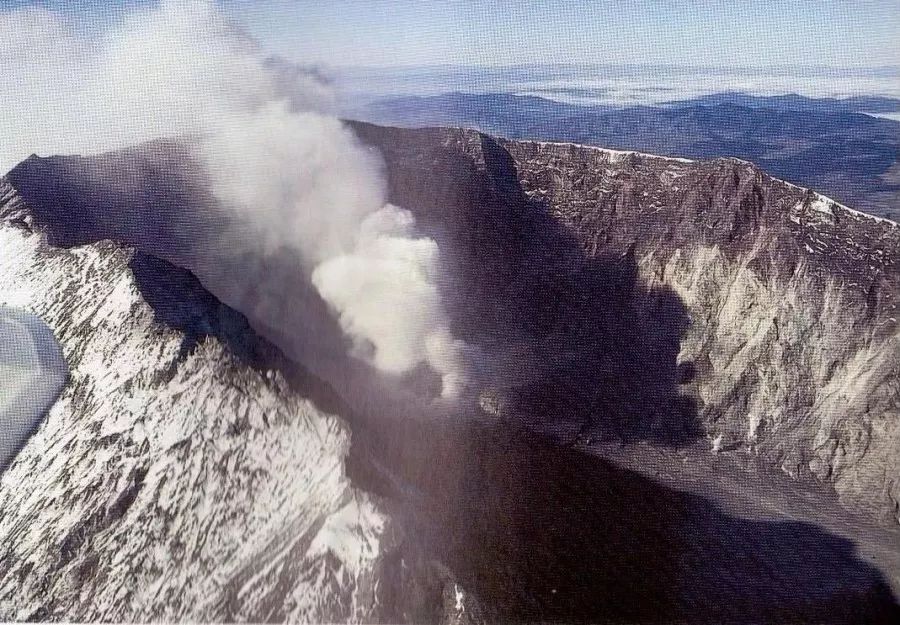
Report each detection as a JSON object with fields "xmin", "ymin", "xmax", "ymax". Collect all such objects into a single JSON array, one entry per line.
[
  {"xmin": 1, "ymin": 125, "xmax": 899, "ymax": 621},
  {"xmin": 502, "ymin": 139, "xmax": 899, "ymax": 523},
  {"xmin": 349, "ymin": 124, "xmax": 900, "ymax": 524}
]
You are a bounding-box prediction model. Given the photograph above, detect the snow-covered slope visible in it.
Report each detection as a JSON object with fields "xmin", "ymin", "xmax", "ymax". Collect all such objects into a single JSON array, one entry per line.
[{"xmin": 0, "ymin": 180, "xmax": 398, "ymax": 622}]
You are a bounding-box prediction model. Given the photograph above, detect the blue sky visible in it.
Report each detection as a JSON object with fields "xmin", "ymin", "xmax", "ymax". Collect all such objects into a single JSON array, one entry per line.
[
  {"xmin": 7, "ymin": 0, "xmax": 900, "ymax": 69},
  {"xmin": 232, "ymin": 0, "xmax": 900, "ymax": 69}
]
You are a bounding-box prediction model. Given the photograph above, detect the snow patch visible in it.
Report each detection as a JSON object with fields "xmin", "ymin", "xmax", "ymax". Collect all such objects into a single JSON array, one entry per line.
[
  {"xmin": 308, "ymin": 492, "xmax": 390, "ymax": 579},
  {"xmin": 530, "ymin": 139, "xmax": 695, "ymax": 164},
  {"xmin": 784, "ymin": 185, "xmax": 897, "ymax": 227}
]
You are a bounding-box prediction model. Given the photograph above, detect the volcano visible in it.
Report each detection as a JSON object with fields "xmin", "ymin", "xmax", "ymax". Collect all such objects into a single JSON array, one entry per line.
[{"xmin": 0, "ymin": 125, "xmax": 898, "ymax": 623}]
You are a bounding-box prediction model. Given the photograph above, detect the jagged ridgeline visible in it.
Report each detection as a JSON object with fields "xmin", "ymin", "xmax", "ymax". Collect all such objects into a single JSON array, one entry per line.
[
  {"xmin": 0, "ymin": 125, "xmax": 898, "ymax": 622},
  {"xmin": 354, "ymin": 123, "xmax": 900, "ymax": 520},
  {"xmin": 5, "ymin": 124, "xmax": 899, "ymax": 521}
]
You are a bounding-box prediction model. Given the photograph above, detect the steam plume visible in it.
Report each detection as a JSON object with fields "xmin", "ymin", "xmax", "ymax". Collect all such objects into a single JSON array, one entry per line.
[{"xmin": 0, "ymin": 0, "xmax": 474, "ymax": 405}]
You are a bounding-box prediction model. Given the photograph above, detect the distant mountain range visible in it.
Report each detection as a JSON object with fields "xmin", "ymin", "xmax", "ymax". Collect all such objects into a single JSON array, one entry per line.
[
  {"xmin": 351, "ymin": 92, "xmax": 900, "ymax": 221},
  {"xmin": 663, "ymin": 92, "xmax": 900, "ymax": 114}
]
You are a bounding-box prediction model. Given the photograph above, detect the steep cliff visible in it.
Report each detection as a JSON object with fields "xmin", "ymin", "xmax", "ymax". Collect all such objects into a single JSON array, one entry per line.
[
  {"xmin": 2, "ymin": 124, "xmax": 899, "ymax": 621},
  {"xmin": 349, "ymin": 124, "xmax": 900, "ymax": 523},
  {"xmin": 506, "ymin": 140, "xmax": 899, "ymax": 523}
]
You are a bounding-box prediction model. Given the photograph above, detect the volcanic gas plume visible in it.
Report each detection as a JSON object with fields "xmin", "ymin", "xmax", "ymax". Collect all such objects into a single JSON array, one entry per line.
[{"xmin": 0, "ymin": 0, "xmax": 476, "ymax": 407}]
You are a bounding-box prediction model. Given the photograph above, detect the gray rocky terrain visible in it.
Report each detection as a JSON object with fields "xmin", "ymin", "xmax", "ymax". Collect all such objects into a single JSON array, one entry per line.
[
  {"xmin": 0, "ymin": 124, "xmax": 898, "ymax": 622},
  {"xmin": 349, "ymin": 124, "xmax": 900, "ymax": 524}
]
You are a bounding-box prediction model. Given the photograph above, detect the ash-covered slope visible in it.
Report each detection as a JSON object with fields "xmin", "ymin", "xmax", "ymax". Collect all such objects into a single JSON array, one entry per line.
[{"xmin": 0, "ymin": 180, "xmax": 418, "ymax": 622}]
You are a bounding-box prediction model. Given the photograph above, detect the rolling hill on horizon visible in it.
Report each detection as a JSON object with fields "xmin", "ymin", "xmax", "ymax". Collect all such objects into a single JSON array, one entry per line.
[{"xmin": 351, "ymin": 91, "xmax": 900, "ymax": 222}]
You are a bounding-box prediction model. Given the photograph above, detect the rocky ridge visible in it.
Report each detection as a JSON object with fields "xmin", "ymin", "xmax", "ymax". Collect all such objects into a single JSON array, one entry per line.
[
  {"xmin": 0, "ymin": 179, "xmax": 472, "ymax": 622},
  {"xmin": 1, "ymin": 124, "xmax": 898, "ymax": 622},
  {"xmin": 350, "ymin": 124, "xmax": 900, "ymax": 523}
]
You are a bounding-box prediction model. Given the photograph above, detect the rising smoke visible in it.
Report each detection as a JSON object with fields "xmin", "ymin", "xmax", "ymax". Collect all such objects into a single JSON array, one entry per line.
[{"xmin": 0, "ymin": 0, "xmax": 476, "ymax": 406}]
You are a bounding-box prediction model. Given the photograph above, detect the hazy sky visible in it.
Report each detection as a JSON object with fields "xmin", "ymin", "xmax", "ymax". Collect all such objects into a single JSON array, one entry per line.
[{"xmin": 8, "ymin": 0, "xmax": 900, "ymax": 69}]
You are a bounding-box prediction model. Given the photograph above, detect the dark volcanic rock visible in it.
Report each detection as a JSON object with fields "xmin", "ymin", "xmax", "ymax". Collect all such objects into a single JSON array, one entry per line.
[
  {"xmin": 349, "ymin": 123, "xmax": 900, "ymax": 523},
  {"xmin": 2, "ymin": 124, "xmax": 900, "ymax": 621},
  {"xmin": 7, "ymin": 124, "xmax": 900, "ymax": 528}
]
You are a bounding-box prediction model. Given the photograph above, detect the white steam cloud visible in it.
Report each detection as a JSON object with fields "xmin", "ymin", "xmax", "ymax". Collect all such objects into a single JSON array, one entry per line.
[
  {"xmin": 312, "ymin": 205, "xmax": 475, "ymax": 399},
  {"xmin": 1, "ymin": 0, "xmax": 475, "ymax": 403}
]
